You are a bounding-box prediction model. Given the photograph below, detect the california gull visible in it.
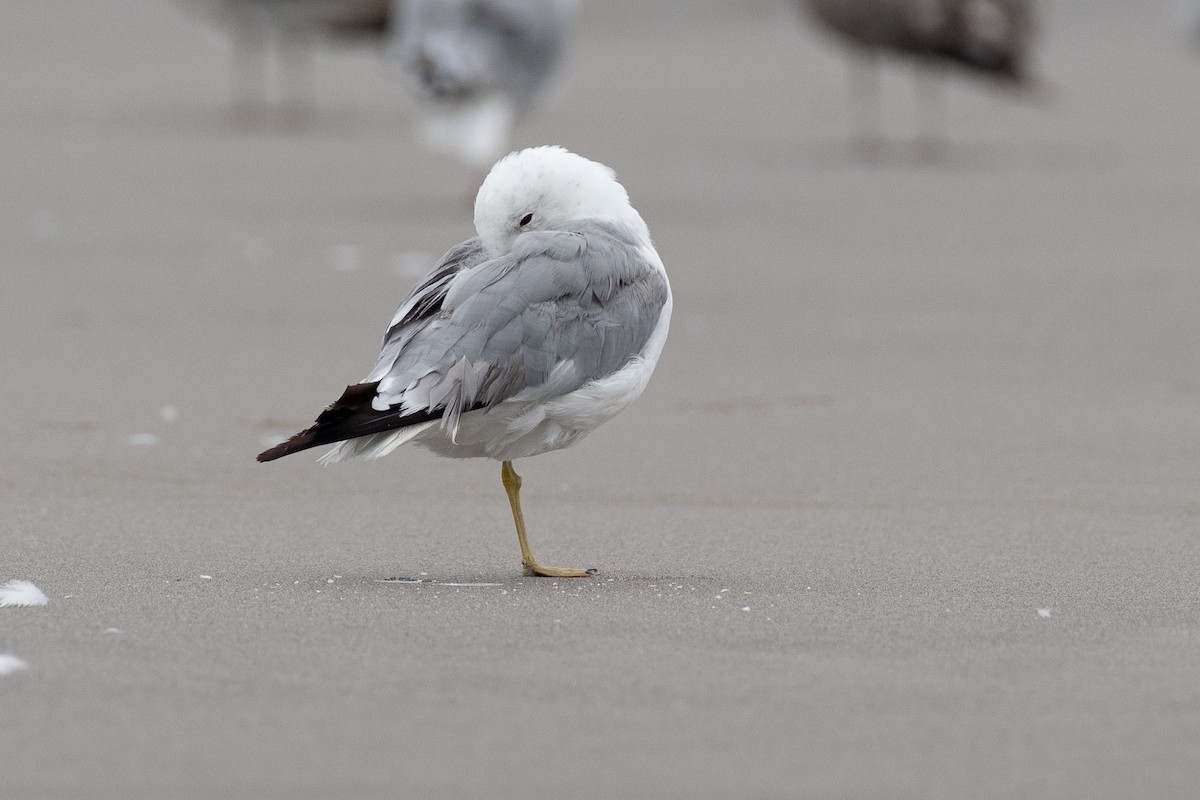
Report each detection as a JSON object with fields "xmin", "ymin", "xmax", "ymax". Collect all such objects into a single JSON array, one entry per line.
[{"xmin": 258, "ymin": 146, "xmax": 672, "ymax": 578}]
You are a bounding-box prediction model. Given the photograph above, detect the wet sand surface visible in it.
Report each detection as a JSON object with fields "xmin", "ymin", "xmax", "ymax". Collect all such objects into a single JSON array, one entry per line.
[{"xmin": 2, "ymin": 1, "xmax": 1198, "ymax": 797}]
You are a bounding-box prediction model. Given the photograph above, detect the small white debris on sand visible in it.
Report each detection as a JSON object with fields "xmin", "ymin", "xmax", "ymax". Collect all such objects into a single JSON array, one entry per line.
[
  {"xmin": 1037, "ymin": 608, "xmax": 1052, "ymax": 618},
  {"xmin": 159, "ymin": 405, "xmax": 179, "ymax": 423},
  {"xmin": 0, "ymin": 654, "xmax": 29, "ymax": 676},
  {"xmin": 128, "ymin": 433, "xmax": 159, "ymax": 446},
  {"xmin": 199, "ymin": 575, "xmax": 213, "ymax": 580},
  {"xmin": 0, "ymin": 580, "xmax": 49, "ymax": 607},
  {"xmin": 103, "ymin": 628, "xmax": 121, "ymax": 634},
  {"xmin": 742, "ymin": 606, "xmax": 751, "ymax": 612},
  {"xmin": 328, "ymin": 244, "xmax": 361, "ymax": 272}
]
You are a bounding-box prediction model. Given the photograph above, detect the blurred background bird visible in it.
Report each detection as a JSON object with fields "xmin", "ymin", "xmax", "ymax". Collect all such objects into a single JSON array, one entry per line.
[
  {"xmin": 798, "ymin": 0, "xmax": 1038, "ymax": 160},
  {"xmin": 202, "ymin": 0, "xmax": 391, "ymax": 126},
  {"xmin": 386, "ymin": 0, "xmax": 574, "ymax": 175}
]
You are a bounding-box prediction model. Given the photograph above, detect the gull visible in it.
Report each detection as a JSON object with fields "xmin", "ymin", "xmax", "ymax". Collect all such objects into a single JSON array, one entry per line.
[
  {"xmin": 386, "ymin": 0, "xmax": 574, "ymax": 171},
  {"xmin": 798, "ymin": 0, "xmax": 1038, "ymax": 159},
  {"xmin": 258, "ymin": 146, "xmax": 671, "ymax": 577}
]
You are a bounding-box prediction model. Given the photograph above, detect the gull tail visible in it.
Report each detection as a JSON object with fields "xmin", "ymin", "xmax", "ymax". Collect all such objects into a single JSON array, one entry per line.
[{"xmin": 256, "ymin": 381, "xmax": 446, "ymax": 463}]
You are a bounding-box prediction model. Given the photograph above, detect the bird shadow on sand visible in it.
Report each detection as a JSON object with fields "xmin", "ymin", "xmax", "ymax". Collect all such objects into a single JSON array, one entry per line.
[{"xmin": 349, "ymin": 569, "xmax": 719, "ymax": 590}]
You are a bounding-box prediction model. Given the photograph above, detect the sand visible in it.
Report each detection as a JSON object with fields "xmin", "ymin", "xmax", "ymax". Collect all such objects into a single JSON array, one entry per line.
[{"xmin": 2, "ymin": 1, "xmax": 1198, "ymax": 797}]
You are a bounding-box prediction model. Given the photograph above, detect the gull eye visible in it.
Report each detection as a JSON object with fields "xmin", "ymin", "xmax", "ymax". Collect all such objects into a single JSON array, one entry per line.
[{"xmin": 518, "ymin": 212, "xmax": 534, "ymax": 227}]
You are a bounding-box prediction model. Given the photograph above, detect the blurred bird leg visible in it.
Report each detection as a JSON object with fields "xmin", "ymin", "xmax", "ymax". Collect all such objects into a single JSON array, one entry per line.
[
  {"xmin": 501, "ymin": 460, "xmax": 595, "ymax": 578},
  {"xmin": 278, "ymin": 30, "xmax": 315, "ymax": 127},
  {"xmin": 914, "ymin": 65, "xmax": 946, "ymax": 162},
  {"xmin": 231, "ymin": 18, "xmax": 267, "ymax": 125},
  {"xmin": 849, "ymin": 52, "xmax": 883, "ymax": 160}
]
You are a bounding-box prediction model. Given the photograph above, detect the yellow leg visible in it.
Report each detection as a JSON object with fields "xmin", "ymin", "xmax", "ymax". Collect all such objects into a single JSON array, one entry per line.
[{"xmin": 501, "ymin": 461, "xmax": 595, "ymax": 578}]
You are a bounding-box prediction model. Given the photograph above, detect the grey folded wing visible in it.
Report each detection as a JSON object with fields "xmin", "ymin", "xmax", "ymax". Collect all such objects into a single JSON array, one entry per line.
[{"xmin": 370, "ymin": 221, "xmax": 668, "ymax": 431}]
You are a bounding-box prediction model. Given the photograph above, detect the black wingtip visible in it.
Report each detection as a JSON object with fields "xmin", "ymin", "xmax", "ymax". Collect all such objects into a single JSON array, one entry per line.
[
  {"xmin": 255, "ymin": 382, "xmax": 380, "ymax": 464},
  {"xmin": 254, "ymin": 381, "xmax": 460, "ymax": 464},
  {"xmin": 257, "ymin": 424, "xmax": 327, "ymax": 461}
]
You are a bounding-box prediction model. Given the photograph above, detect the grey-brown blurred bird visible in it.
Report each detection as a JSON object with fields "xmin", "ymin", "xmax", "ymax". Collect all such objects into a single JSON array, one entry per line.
[{"xmin": 799, "ymin": 0, "xmax": 1037, "ymax": 159}]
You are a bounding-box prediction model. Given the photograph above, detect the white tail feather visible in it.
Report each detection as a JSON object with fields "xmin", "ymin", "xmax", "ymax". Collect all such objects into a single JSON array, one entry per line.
[{"xmin": 316, "ymin": 421, "xmax": 439, "ymax": 465}]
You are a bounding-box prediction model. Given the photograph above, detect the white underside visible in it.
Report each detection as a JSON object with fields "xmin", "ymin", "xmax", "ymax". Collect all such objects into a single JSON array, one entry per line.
[{"xmin": 320, "ymin": 274, "xmax": 672, "ymax": 465}]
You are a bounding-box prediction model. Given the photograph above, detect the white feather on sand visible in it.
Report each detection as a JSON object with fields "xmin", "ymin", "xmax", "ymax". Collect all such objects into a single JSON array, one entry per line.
[
  {"xmin": 0, "ymin": 654, "xmax": 30, "ymax": 676},
  {"xmin": 0, "ymin": 580, "xmax": 49, "ymax": 607}
]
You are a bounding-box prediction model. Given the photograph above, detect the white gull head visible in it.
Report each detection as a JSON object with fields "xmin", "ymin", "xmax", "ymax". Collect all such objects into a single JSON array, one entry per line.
[{"xmin": 473, "ymin": 146, "xmax": 649, "ymax": 258}]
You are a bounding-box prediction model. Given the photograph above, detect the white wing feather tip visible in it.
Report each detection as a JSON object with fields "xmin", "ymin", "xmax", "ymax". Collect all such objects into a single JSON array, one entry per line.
[{"xmin": 0, "ymin": 580, "xmax": 49, "ymax": 607}]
